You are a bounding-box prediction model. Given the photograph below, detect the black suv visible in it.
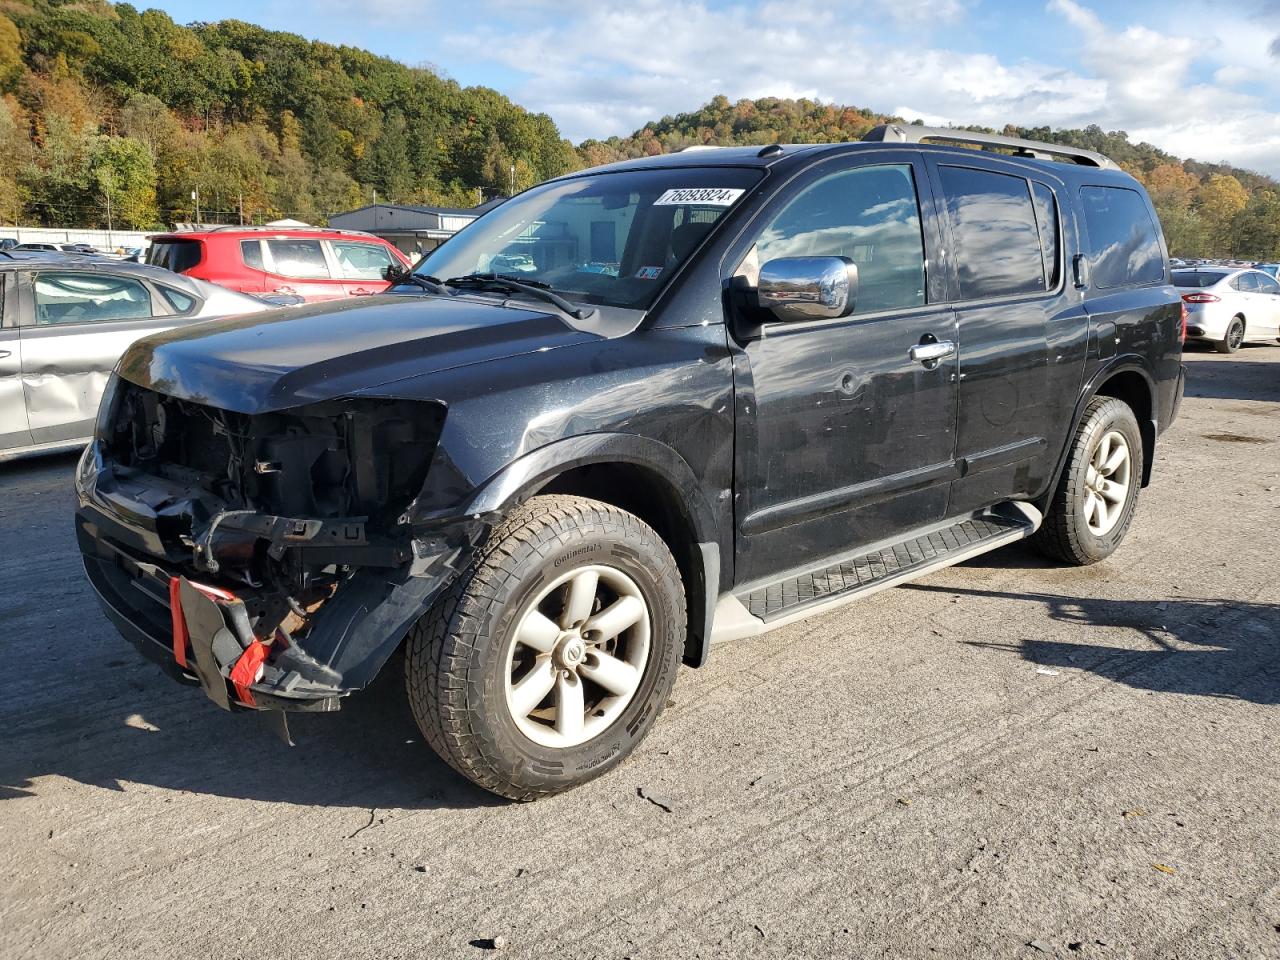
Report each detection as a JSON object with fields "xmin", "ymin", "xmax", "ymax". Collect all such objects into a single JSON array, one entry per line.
[{"xmin": 75, "ymin": 125, "xmax": 1185, "ymax": 799}]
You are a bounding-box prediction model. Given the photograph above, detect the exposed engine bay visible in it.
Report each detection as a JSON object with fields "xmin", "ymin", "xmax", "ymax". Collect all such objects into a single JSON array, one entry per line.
[{"xmin": 81, "ymin": 380, "xmax": 453, "ymax": 710}]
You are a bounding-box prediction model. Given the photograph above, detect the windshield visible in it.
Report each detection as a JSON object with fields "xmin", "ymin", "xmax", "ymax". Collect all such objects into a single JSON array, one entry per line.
[
  {"xmin": 1172, "ymin": 270, "xmax": 1227, "ymax": 288},
  {"xmin": 414, "ymin": 167, "xmax": 763, "ymax": 310}
]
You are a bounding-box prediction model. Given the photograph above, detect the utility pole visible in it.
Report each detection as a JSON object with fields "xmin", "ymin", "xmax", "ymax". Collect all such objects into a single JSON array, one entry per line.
[
  {"xmin": 238, "ymin": 191, "xmax": 244, "ymax": 225},
  {"xmin": 104, "ymin": 190, "xmax": 113, "ymax": 246},
  {"xmin": 510, "ymin": 163, "xmax": 515, "ymax": 196},
  {"xmin": 191, "ymin": 187, "xmax": 200, "ymax": 226}
]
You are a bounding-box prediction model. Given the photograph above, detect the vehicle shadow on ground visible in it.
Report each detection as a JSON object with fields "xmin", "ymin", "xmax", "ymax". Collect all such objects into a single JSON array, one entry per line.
[
  {"xmin": 0, "ymin": 660, "xmax": 504, "ymax": 809},
  {"xmin": 903, "ymin": 582, "xmax": 1280, "ymax": 705}
]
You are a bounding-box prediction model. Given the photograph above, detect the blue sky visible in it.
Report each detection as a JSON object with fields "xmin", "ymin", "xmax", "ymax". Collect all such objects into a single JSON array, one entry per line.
[{"xmin": 146, "ymin": 0, "xmax": 1280, "ymax": 174}]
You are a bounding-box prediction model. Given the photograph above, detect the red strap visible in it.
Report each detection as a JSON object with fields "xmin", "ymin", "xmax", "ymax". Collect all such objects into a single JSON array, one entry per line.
[
  {"xmin": 229, "ymin": 640, "xmax": 268, "ymax": 706},
  {"xmin": 168, "ymin": 576, "xmax": 189, "ymax": 668}
]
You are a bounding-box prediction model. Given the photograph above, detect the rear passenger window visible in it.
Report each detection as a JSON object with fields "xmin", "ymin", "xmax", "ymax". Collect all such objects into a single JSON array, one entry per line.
[
  {"xmin": 33, "ymin": 272, "xmax": 154, "ymax": 325},
  {"xmin": 265, "ymin": 239, "xmax": 330, "ymax": 279},
  {"xmin": 1079, "ymin": 186, "xmax": 1164, "ymax": 289},
  {"xmin": 754, "ymin": 163, "xmax": 926, "ymax": 315},
  {"xmin": 938, "ymin": 166, "xmax": 1045, "ymax": 300}
]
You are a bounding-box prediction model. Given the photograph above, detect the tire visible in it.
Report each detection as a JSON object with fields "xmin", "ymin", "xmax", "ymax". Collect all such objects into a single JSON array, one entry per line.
[
  {"xmin": 405, "ymin": 495, "xmax": 685, "ymax": 800},
  {"xmin": 1217, "ymin": 316, "xmax": 1245, "ymax": 353},
  {"xmin": 1032, "ymin": 396, "xmax": 1144, "ymax": 566}
]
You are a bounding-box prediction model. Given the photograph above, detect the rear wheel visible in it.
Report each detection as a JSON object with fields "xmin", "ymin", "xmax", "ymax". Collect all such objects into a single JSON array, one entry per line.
[
  {"xmin": 1032, "ymin": 396, "xmax": 1143, "ymax": 566},
  {"xmin": 405, "ymin": 495, "xmax": 685, "ymax": 800},
  {"xmin": 1217, "ymin": 316, "xmax": 1245, "ymax": 353}
]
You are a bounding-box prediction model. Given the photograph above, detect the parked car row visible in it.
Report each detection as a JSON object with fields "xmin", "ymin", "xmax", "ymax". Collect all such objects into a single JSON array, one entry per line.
[{"xmin": 0, "ymin": 251, "xmax": 284, "ymax": 461}]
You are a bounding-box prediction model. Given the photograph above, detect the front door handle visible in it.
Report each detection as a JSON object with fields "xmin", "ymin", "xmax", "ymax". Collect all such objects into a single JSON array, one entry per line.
[
  {"xmin": 0, "ymin": 349, "xmax": 10, "ymax": 359},
  {"xmin": 909, "ymin": 340, "xmax": 956, "ymax": 365}
]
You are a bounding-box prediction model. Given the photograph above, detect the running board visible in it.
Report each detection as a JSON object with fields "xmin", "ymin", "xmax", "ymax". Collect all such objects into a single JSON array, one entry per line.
[{"xmin": 710, "ymin": 503, "xmax": 1041, "ymax": 644}]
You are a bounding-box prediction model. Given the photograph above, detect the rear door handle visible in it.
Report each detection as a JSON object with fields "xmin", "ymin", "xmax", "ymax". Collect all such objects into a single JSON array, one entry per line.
[
  {"xmin": 909, "ymin": 340, "xmax": 956, "ymax": 365},
  {"xmin": 349, "ymin": 288, "xmax": 372, "ymax": 296},
  {"xmin": 0, "ymin": 349, "xmax": 10, "ymax": 359}
]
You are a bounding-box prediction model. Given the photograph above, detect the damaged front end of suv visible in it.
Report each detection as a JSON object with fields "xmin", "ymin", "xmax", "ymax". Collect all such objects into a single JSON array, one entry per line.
[{"xmin": 75, "ymin": 373, "xmax": 481, "ymax": 721}]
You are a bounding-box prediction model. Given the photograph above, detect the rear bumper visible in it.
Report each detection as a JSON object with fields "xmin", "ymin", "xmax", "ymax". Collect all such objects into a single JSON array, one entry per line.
[
  {"xmin": 1170, "ymin": 363, "xmax": 1186, "ymax": 425},
  {"xmin": 1182, "ymin": 305, "xmax": 1229, "ymax": 340}
]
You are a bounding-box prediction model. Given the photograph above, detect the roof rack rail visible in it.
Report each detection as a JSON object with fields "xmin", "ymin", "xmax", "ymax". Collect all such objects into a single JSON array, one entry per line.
[
  {"xmin": 860, "ymin": 124, "xmax": 1119, "ymax": 170},
  {"xmin": 202, "ymin": 224, "xmax": 379, "ymax": 239}
]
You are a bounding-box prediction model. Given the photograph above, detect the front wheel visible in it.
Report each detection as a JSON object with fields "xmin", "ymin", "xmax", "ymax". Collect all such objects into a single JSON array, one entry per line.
[
  {"xmin": 1217, "ymin": 316, "xmax": 1245, "ymax": 353},
  {"xmin": 406, "ymin": 495, "xmax": 685, "ymax": 800},
  {"xmin": 1032, "ymin": 396, "xmax": 1143, "ymax": 566}
]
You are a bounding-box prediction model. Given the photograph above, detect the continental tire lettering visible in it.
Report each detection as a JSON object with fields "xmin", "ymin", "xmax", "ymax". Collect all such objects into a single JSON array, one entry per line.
[{"xmin": 554, "ymin": 544, "xmax": 598, "ymax": 568}]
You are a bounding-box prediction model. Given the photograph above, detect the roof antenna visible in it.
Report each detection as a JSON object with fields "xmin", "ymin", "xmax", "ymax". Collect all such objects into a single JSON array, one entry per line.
[{"xmin": 757, "ymin": 144, "xmax": 784, "ymax": 158}]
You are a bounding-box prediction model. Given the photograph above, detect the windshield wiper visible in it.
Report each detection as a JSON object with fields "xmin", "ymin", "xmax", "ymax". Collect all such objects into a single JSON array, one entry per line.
[
  {"xmin": 447, "ymin": 273, "xmax": 596, "ymax": 320},
  {"xmin": 395, "ymin": 272, "xmax": 450, "ymax": 295}
]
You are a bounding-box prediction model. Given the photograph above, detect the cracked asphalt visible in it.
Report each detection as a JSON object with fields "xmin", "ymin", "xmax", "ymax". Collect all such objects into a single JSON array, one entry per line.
[{"xmin": 2, "ymin": 347, "xmax": 1278, "ymax": 960}]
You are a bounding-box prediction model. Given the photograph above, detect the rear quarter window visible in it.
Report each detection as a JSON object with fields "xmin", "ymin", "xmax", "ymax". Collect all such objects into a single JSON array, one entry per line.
[
  {"xmin": 1080, "ymin": 186, "xmax": 1164, "ymax": 289},
  {"xmin": 147, "ymin": 240, "xmax": 203, "ymax": 274}
]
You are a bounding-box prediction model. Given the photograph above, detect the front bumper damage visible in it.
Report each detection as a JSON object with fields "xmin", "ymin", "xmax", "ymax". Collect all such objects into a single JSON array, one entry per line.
[
  {"xmin": 77, "ymin": 485, "xmax": 481, "ymax": 714},
  {"xmin": 75, "ymin": 384, "xmax": 490, "ymax": 723}
]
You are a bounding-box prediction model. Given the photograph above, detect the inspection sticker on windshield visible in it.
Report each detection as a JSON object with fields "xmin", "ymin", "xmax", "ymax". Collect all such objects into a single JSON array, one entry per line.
[{"xmin": 653, "ymin": 187, "xmax": 744, "ymax": 206}]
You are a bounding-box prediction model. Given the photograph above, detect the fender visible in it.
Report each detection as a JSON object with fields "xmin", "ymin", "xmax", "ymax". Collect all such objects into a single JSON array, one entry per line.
[
  {"xmin": 458, "ymin": 432, "xmax": 725, "ymax": 668},
  {"xmin": 1037, "ymin": 355, "xmax": 1158, "ymax": 513}
]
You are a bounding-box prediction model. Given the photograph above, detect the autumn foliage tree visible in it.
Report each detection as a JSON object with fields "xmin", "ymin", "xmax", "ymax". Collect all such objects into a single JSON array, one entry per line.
[{"xmin": 1, "ymin": 0, "xmax": 1279, "ymax": 259}]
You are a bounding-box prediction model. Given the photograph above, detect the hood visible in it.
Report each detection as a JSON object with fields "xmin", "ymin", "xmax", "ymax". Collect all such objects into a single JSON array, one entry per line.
[{"xmin": 115, "ymin": 294, "xmax": 598, "ymax": 413}]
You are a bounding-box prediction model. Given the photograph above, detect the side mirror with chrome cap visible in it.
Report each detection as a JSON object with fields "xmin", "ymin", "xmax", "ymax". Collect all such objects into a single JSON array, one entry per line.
[{"xmin": 757, "ymin": 256, "xmax": 859, "ymax": 321}]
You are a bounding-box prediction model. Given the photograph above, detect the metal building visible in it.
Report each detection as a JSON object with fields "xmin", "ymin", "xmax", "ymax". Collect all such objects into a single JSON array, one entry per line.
[{"xmin": 327, "ymin": 199, "xmax": 504, "ymax": 257}]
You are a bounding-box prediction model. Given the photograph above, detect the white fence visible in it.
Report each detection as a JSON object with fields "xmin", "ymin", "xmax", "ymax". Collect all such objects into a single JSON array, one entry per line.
[{"xmin": 0, "ymin": 227, "xmax": 153, "ymax": 250}]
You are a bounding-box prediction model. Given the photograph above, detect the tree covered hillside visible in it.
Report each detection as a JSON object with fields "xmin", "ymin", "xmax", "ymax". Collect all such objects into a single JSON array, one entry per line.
[
  {"xmin": 2, "ymin": 3, "xmax": 1279, "ymax": 260},
  {"xmin": 0, "ymin": 0, "xmax": 579, "ymax": 227},
  {"xmin": 583, "ymin": 95, "xmax": 1280, "ymax": 261}
]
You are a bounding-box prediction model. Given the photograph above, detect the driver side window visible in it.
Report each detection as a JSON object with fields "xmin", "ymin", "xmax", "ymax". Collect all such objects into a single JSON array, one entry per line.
[{"xmin": 753, "ymin": 164, "xmax": 927, "ymax": 315}]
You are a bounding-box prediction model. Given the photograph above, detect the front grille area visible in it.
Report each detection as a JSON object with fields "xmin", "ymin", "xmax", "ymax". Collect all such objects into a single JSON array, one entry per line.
[{"xmin": 103, "ymin": 382, "xmax": 444, "ymax": 529}]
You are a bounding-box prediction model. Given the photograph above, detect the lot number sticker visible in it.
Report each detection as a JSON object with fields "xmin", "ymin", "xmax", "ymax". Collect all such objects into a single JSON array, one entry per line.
[{"xmin": 653, "ymin": 187, "xmax": 744, "ymax": 206}]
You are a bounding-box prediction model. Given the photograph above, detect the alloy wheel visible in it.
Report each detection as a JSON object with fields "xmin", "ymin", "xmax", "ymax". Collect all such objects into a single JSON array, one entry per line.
[
  {"xmin": 1083, "ymin": 430, "xmax": 1131, "ymax": 536},
  {"xmin": 503, "ymin": 564, "xmax": 651, "ymax": 749}
]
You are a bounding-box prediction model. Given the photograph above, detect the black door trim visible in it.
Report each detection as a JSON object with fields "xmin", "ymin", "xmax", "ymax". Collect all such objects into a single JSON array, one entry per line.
[
  {"xmin": 740, "ymin": 459, "xmax": 961, "ymax": 535},
  {"xmin": 959, "ymin": 436, "xmax": 1047, "ymax": 476}
]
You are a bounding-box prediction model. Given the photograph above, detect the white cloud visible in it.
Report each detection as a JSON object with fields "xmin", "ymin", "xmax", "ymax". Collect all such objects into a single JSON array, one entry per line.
[{"xmin": 438, "ymin": 0, "xmax": 1280, "ymax": 175}]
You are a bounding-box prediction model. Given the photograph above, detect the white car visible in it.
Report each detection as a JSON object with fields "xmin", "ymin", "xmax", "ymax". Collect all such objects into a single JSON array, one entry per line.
[
  {"xmin": 1, "ymin": 252, "xmax": 283, "ymax": 461},
  {"xmin": 1173, "ymin": 267, "xmax": 1280, "ymax": 353}
]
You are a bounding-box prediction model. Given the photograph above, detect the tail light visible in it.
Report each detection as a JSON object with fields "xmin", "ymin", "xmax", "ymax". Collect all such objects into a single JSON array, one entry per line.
[
  {"xmin": 1180, "ymin": 302, "xmax": 1187, "ymax": 343},
  {"xmin": 1181, "ymin": 293, "xmax": 1220, "ymax": 303}
]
